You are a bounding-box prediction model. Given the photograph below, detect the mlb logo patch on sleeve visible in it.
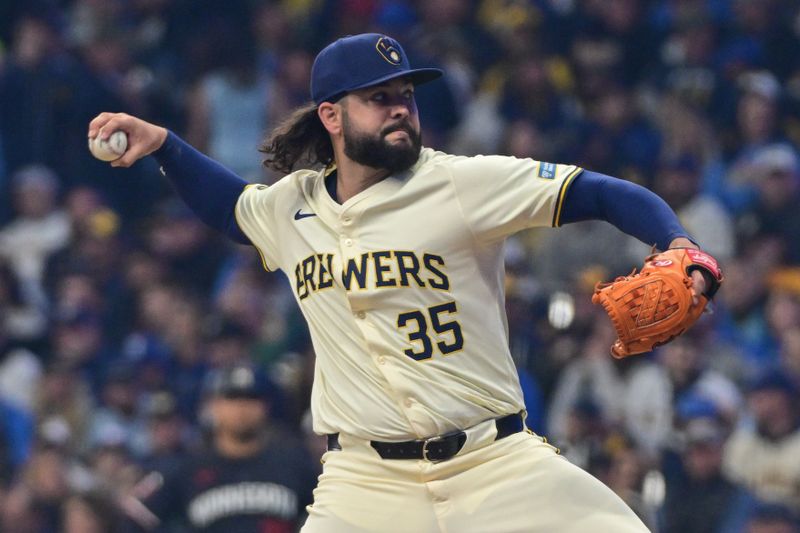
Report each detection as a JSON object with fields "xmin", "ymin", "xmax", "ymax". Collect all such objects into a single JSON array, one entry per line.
[{"xmin": 538, "ymin": 162, "xmax": 556, "ymax": 179}]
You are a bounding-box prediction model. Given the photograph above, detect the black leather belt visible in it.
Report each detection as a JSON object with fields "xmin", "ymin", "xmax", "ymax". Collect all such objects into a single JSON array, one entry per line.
[{"xmin": 326, "ymin": 411, "xmax": 525, "ymax": 462}]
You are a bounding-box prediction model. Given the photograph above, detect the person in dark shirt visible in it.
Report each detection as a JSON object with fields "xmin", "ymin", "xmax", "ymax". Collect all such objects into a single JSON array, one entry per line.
[
  {"xmin": 662, "ymin": 416, "xmax": 740, "ymax": 533},
  {"xmin": 128, "ymin": 365, "xmax": 317, "ymax": 532}
]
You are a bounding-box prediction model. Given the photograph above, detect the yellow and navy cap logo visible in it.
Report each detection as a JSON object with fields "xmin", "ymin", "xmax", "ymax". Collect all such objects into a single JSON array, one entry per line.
[
  {"xmin": 310, "ymin": 33, "xmax": 443, "ymax": 104},
  {"xmin": 376, "ymin": 36, "xmax": 403, "ymax": 65}
]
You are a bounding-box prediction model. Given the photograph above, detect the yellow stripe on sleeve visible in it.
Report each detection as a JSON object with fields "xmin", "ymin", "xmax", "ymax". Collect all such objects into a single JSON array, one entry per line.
[
  {"xmin": 252, "ymin": 246, "xmax": 273, "ymax": 273},
  {"xmin": 551, "ymin": 167, "xmax": 583, "ymax": 227}
]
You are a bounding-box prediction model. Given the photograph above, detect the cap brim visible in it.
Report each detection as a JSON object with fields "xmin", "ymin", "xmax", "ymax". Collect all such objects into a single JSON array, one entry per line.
[{"xmin": 326, "ymin": 67, "xmax": 443, "ymax": 102}]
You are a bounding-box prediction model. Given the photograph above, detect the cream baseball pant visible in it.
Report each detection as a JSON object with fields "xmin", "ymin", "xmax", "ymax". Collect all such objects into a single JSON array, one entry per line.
[{"xmin": 302, "ymin": 424, "xmax": 650, "ymax": 533}]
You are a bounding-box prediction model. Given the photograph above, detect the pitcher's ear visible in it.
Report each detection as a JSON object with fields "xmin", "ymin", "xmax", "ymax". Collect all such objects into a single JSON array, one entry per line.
[{"xmin": 318, "ymin": 102, "xmax": 342, "ymax": 135}]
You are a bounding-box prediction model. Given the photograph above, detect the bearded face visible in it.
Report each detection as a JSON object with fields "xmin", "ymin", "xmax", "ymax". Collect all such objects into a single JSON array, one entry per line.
[{"xmin": 341, "ymin": 108, "xmax": 422, "ymax": 173}]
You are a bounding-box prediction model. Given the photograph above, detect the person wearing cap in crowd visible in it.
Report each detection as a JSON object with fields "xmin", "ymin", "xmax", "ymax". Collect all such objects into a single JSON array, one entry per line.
[
  {"xmin": 87, "ymin": 361, "xmax": 141, "ymax": 453},
  {"xmin": 205, "ymin": 320, "xmax": 252, "ymax": 369},
  {"xmin": 744, "ymin": 143, "xmax": 800, "ymax": 264},
  {"xmin": 51, "ymin": 309, "xmax": 113, "ymax": 398},
  {"xmin": 723, "ymin": 370, "xmax": 800, "ymax": 511},
  {"xmin": 138, "ymin": 390, "xmax": 191, "ymax": 477},
  {"xmin": 661, "ymin": 409, "xmax": 741, "ymax": 533},
  {"xmin": 89, "ymin": 31, "xmax": 718, "ymax": 532},
  {"xmin": 0, "ymin": 165, "xmax": 71, "ymax": 296},
  {"xmin": 124, "ymin": 364, "xmax": 316, "ymax": 532}
]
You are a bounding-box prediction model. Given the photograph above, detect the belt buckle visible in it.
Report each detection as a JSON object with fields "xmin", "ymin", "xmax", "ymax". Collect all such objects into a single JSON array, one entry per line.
[{"xmin": 421, "ymin": 435, "xmax": 444, "ymax": 462}]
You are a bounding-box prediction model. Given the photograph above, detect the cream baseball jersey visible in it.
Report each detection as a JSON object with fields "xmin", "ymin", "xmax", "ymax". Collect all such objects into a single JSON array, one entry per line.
[{"xmin": 235, "ymin": 148, "xmax": 582, "ymax": 440}]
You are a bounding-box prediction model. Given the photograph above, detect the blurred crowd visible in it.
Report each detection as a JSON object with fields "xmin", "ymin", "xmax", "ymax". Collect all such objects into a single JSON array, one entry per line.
[{"xmin": 1, "ymin": 0, "xmax": 800, "ymax": 531}]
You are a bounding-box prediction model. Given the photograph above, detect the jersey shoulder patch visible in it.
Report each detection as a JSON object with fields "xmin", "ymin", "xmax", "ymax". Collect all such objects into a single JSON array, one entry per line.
[{"xmin": 537, "ymin": 162, "xmax": 557, "ymax": 179}]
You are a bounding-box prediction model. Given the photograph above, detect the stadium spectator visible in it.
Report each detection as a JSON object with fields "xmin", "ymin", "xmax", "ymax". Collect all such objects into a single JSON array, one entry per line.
[
  {"xmin": 0, "ymin": 165, "xmax": 71, "ymax": 305},
  {"xmin": 724, "ymin": 370, "xmax": 800, "ymax": 509},
  {"xmin": 0, "ymin": 258, "xmax": 47, "ymax": 349},
  {"xmin": 127, "ymin": 364, "xmax": 316, "ymax": 532},
  {"xmin": 624, "ymin": 335, "xmax": 741, "ymax": 458},
  {"xmin": 662, "ymin": 415, "xmax": 741, "ymax": 533},
  {"xmin": 739, "ymin": 144, "xmax": 800, "ymax": 264},
  {"xmin": 547, "ymin": 319, "xmax": 628, "ymax": 449},
  {"xmin": 1, "ymin": 444, "xmax": 71, "ymax": 532},
  {"xmin": 34, "ymin": 361, "xmax": 94, "ymax": 455},
  {"xmin": 185, "ymin": 24, "xmax": 278, "ymax": 182},
  {"xmin": 62, "ymin": 491, "xmax": 124, "ymax": 533},
  {"xmin": 137, "ymin": 390, "xmax": 193, "ymax": 475},
  {"xmin": 87, "ymin": 362, "xmax": 143, "ymax": 454}
]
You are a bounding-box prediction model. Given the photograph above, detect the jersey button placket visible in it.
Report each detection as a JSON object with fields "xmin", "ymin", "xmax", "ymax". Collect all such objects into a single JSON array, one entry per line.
[{"xmin": 340, "ymin": 206, "xmax": 355, "ymax": 227}]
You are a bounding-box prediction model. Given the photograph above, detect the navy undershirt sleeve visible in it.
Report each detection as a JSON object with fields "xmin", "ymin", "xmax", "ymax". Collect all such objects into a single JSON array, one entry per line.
[
  {"xmin": 559, "ymin": 170, "xmax": 691, "ymax": 251},
  {"xmin": 151, "ymin": 131, "xmax": 251, "ymax": 244}
]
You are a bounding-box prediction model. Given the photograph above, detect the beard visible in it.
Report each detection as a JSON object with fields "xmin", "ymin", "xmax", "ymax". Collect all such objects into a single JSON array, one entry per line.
[
  {"xmin": 229, "ymin": 425, "xmax": 263, "ymax": 443},
  {"xmin": 342, "ymin": 113, "xmax": 422, "ymax": 173}
]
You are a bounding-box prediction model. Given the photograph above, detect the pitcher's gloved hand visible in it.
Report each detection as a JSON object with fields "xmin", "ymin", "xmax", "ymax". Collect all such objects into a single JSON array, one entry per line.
[{"xmin": 591, "ymin": 248, "xmax": 723, "ymax": 359}]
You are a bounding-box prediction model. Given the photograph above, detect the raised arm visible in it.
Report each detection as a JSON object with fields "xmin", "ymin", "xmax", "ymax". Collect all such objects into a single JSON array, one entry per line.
[
  {"xmin": 560, "ymin": 170, "xmax": 714, "ymax": 298},
  {"xmin": 559, "ymin": 170, "xmax": 689, "ymax": 250},
  {"xmin": 87, "ymin": 113, "xmax": 251, "ymax": 244}
]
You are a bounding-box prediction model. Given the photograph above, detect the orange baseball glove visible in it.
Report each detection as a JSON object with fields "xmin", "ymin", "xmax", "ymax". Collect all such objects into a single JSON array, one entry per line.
[{"xmin": 591, "ymin": 248, "xmax": 723, "ymax": 359}]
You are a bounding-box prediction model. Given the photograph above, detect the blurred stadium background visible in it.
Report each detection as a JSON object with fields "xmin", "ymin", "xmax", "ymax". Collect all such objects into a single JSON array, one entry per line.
[{"xmin": 0, "ymin": 0, "xmax": 799, "ymax": 531}]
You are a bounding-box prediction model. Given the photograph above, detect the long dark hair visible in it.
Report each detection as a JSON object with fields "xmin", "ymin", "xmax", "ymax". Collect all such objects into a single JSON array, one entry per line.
[{"xmin": 260, "ymin": 103, "xmax": 333, "ymax": 174}]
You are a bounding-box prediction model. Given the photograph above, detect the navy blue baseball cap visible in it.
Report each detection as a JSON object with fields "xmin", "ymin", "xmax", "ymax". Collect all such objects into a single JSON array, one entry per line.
[
  {"xmin": 311, "ymin": 33, "xmax": 443, "ymax": 105},
  {"xmin": 204, "ymin": 365, "xmax": 270, "ymax": 400}
]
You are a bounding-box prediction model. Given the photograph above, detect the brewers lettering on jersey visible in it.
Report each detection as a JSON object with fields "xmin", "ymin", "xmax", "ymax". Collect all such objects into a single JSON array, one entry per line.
[
  {"xmin": 90, "ymin": 32, "xmax": 714, "ymax": 533},
  {"xmin": 235, "ymin": 150, "xmax": 582, "ymax": 440}
]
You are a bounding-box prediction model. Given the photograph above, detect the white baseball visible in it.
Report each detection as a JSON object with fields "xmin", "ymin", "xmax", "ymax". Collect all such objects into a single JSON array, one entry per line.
[{"xmin": 89, "ymin": 130, "xmax": 128, "ymax": 162}]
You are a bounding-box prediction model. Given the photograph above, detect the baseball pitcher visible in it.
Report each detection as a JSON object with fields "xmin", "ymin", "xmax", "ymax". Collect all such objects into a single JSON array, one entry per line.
[{"xmin": 88, "ymin": 33, "xmax": 721, "ymax": 533}]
